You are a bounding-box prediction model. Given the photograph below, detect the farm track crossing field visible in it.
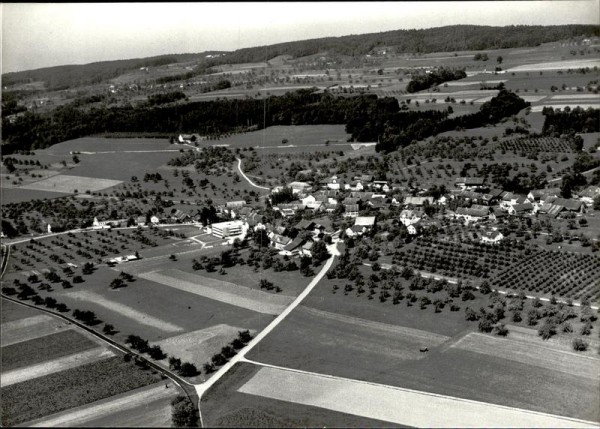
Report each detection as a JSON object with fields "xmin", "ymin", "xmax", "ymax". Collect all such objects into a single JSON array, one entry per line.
[
  {"xmin": 26, "ymin": 382, "xmax": 179, "ymax": 428},
  {"xmin": 1, "ymin": 348, "xmax": 115, "ymax": 386},
  {"xmin": 238, "ymin": 365, "xmax": 597, "ymax": 428},
  {"xmin": 139, "ymin": 269, "xmax": 292, "ymax": 315},
  {"xmin": 1, "ymin": 356, "xmax": 161, "ymax": 426},
  {"xmin": 1, "ymin": 329, "xmax": 98, "ymax": 372},
  {"xmin": 451, "ymin": 332, "xmax": 600, "ymax": 380},
  {"xmin": 63, "ymin": 290, "xmax": 184, "ymax": 333},
  {"xmin": 19, "ymin": 175, "xmax": 122, "ymax": 193},
  {"xmin": 1, "ymin": 314, "xmax": 73, "ymax": 347}
]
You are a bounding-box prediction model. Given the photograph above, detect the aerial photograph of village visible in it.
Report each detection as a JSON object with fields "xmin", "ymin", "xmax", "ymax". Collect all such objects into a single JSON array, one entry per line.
[{"xmin": 0, "ymin": 1, "xmax": 599, "ymax": 427}]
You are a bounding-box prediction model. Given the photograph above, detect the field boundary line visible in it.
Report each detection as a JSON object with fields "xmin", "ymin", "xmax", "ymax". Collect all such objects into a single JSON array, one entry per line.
[{"xmin": 239, "ymin": 358, "xmax": 600, "ymax": 427}]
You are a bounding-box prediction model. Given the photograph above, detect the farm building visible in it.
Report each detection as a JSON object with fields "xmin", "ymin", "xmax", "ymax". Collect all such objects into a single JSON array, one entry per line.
[
  {"xmin": 508, "ymin": 203, "xmax": 534, "ymax": 216},
  {"xmin": 404, "ymin": 196, "xmax": 434, "ymax": 206},
  {"xmin": 480, "ymin": 230, "xmax": 504, "ymax": 244},
  {"xmin": 289, "ymin": 181, "xmax": 312, "ymax": 194},
  {"xmin": 578, "ymin": 186, "xmax": 600, "ymax": 206},
  {"xmin": 400, "ymin": 209, "xmax": 423, "ymax": 226},
  {"xmin": 269, "ymin": 232, "xmax": 292, "ymax": 250},
  {"xmin": 454, "ymin": 205, "xmax": 490, "ymax": 222},
  {"xmin": 92, "ymin": 217, "xmax": 112, "ymax": 230},
  {"xmin": 344, "ymin": 204, "xmax": 359, "ymax": 218},
  {"xmin": 226, "ymin": 200, "xmax": 246, "ymax": 208},
  {"xmin": 355, "ymin": 216, "xmax": 376, "ymax": 228},
  {"xmin": 211, "ymin": 220, "xmax": 244, "ymax": 238},
  {"xmin": 454, "ymin": 177, "xmax": 485, "ymax": 190},
  {"xmin": 545, "ymin": 197, "xmax": 584, "ymax": 213}
]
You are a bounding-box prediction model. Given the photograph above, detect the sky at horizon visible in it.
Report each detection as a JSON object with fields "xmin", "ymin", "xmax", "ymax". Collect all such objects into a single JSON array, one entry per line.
[{"xmin": 2, "ymin": 1, "xmax": 599, "ymax": 74}]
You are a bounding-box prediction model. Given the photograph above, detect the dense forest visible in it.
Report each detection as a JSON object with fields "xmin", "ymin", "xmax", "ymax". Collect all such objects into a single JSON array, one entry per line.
[
  {"xmin": 3, "ymin": 25, "xmax": 597, "ymax": 90},
  {"xmin": 2, "ymin": 88, "xmax": 530, "ymax": 156}
]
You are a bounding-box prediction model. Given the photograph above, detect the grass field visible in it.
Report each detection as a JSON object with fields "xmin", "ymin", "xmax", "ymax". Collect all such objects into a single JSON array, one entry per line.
[
  {"xmin": 1, "ymin": 329, "xmax": 98, "ymax": 372},
  {"xmin": 1, "ymin": 298, "xmax": 46, "ymax": 323},
  {"xmin": 1, "ymin": 188, "xmax": 72, "ymax": 204},
  {"xmin": 19, "ymin": 175, "xmax": 122, "ymax": 194},
  {"xmin": 212, "ymin": 125, "xmax": 351, "ymax": 149},
  {"xmin": 139, "ymin": 269, "xmax": 292, "ymax": 315},
  {"xmin": 1, "ymin": 356, "xmax": 161, "ymax": 426}
]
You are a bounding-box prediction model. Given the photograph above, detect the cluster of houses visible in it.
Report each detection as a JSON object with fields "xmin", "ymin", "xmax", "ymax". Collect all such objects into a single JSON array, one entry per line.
[{"xmin": 88, "ymin": 173, "xmax": 598, "ymax": 252}]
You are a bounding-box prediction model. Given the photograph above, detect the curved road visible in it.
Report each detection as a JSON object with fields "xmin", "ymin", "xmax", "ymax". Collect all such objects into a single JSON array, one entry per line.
[{"xmin": 235, "ymin": 157, "xmax": 270, "ymax": 191}]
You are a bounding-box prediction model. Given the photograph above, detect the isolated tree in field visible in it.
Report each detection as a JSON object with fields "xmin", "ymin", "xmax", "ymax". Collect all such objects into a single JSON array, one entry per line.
[
  {"xmin": 110, "ymin": 278, "xmax": 125, "ymax": 289},
  {"xmin": 171, "ymin": 396, "xmax": 199, "ymax": 427},
  {"xmin": 148, "ymin": 345, "xmax": 167, "ymax": 360},
  {"xmin": 103, "ymin": 324, "xmax": 115, "ymax": 335},
  {"xmin": 72, "ymin": 275, "xmax": 83, "ymax": 283},
  {"xmin": 572, "ymin": 338, "xmax": 588, "ymax": 351},
  {"xmin": 496, "ymin": 56, "xmax": 503, "ymax": 64},
  {"xmin": 179, "ymin": 362, "xmax": 198, "ymax": 377}
]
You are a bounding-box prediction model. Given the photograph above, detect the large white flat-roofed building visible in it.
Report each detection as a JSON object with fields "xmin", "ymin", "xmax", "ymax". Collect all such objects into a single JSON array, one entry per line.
[{"xmin": 211, "ymin": 220, "xmax": 244, "ymax": 238}]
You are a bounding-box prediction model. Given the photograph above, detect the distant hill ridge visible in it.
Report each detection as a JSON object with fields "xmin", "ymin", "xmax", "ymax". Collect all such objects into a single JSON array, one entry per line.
[{"xmin": 3, "ymin": 24, "xmax": 598, "ymax": 89}]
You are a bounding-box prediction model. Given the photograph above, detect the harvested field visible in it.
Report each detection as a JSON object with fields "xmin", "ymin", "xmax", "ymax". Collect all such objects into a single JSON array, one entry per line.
[
  {"xmin": 19, "ymin": 174, "xmax": 122, "ymax": 193},
  {"xmin": 63, "ymin": 290, "xmax": 184, "ymax": 333},
  {"xmin": 238, "ymin": 365, "xmax": 597, "ymax": 428},
  {"xmin": 154, "ymin": 324, "xmax": 250, "ymax": 371},
  {"xmin": 1, "ymin": 329, "xmax": 98, "ymax": 372},
  {"xmin": 26, "ymin": 382, "xmax": 179, "ymax": 428},
  {"xmin": 1, "ymin": 314, "xmax": 73, "ymax": 347},
  {"xmin": 507, "ymin": 59, "xmax": 600, "ymax": 72},
  {"xmin": 202, "ymin": 362, "xmax": 405, "ymax": 428},
  {"xmin": 1, "ymin": 348, "xmax": 114, "ymax": 386},
  {"xmin": 139, "ymin": 269, "xmax": 292, "ymax": 315},
  {"xmin": 1, "ymin": 356, "xmax": 161, "ymax": 426}
]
